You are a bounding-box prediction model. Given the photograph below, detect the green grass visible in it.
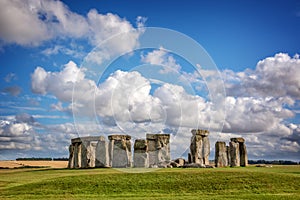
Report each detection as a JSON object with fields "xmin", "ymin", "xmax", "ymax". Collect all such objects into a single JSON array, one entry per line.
[{"xmin": 0, "ymin": 166, "xmax": 300, "ymax": 199}]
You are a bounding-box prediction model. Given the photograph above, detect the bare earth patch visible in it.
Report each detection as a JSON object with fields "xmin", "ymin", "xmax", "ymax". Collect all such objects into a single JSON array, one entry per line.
[{"xmin": 0, "ymin": 160, "xmax": 68, "ymax": 168}]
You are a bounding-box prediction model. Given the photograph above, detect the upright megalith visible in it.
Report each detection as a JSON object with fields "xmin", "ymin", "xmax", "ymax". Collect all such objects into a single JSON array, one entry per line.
[
  {"xmin": 215, "ymin": 141, "xmax": 228, "ymax": 167},
  {"xmin": 240, "ymin": 142, "xmax": 248, "ymax": 167},
  {"xmin": 68, "ymin": 144, "xmax": 75, "ymax": 168},
  {"xmin": 229, "ymin": 140, "xmax": 240, "ymax": 167},
  {"xmin": 230, "ymin": 137, "xmax": 248, "ymax": 167},
  {"xmin": 68, "ymin": 136, "xmax": 104, "ymax": 168},
  {"xmin": 108, "ymin": 135, "xmax": 132, "ymax": 168},
  {"xmin": 226, "ymin": 145, "xmax": 231, "ymax": 166},
  {"xmin": 134, "ymin": 139, "xmax": 149, "ymax": 168},
  {"xmin": 190, "ymin": 129, "xmax": 210, "ymax": 166},
  {"xmin": 95, "ymin": 137, "xmax": 110, "ymax": 168},
  {"xmin": 146, "ymin": 134, "xmax": 170, "ymax": 167}
]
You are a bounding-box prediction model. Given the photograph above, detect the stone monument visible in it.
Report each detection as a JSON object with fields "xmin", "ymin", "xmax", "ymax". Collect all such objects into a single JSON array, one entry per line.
[
  {"xmin": 95, "ymin": 137, "xmax": 110, "ymax": 167},
  {"xmin": 190, "ymin": 129, "xmax": 210, "ymax": 166},
  {"xmin": 68, "ymin": 136, "xmax": 104, "ymax": 168},
  {"xmin": 108, "ymin": 135, "xmax": 132, "ymax": 168},
  {"xmin": 133, "ymin": 139, "xmax": 149, "ymax": 168},
  {"xmin": 215, "ymin": 141, "xmax": 228, "ymax": 167},
  {"xmin": 146, "ymin": 134, "xmax": 170, "ymax": 167},
  {"xmin": 229, "ymin": 137, "xmax": 248, "ymax": 167}
]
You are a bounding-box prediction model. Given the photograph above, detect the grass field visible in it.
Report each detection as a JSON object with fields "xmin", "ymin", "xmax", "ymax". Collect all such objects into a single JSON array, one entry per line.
[
  {"xmin": 0, "ymin": 165, "xmax": 299, "ymax": 199},
  {"xmin": 0, "ymin": 160, "xmax": 68, "ymax": 169}
]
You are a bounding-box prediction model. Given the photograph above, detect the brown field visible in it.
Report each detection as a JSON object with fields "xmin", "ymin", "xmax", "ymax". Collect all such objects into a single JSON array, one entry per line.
[{"xmin": 0, "ymin": 160, "xmax": 68, "ymax": 169}]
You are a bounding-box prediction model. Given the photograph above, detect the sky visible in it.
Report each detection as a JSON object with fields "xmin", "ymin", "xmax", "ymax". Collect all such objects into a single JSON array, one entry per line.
[{"xmin": 0, "ymin": 0, "xmax": 300, "ymax": 161}]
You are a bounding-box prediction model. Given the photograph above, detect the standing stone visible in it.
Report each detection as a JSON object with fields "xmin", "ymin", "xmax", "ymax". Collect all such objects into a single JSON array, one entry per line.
[
  {"xmin": 95, "ymin": 138, "xmax": 110, "ymax": 167},
  {"xmin": 134, "ymin": 139, "xmax": 149, "ymax": 168},
  {"xmin": 190, "ymin": 129, "xmax": 210, "ymax": 166},
  {"xmin": 230, "ymin": 141, "xmax": 240, "ymax": 167},
  {"xmin": 188, "ymin": 153, "xmax": 192, "ymax": 164},
  {"xmin": 230, "ymin": 137, "xmax": 248, "ymax": 167},
  {"xmin": 215, "ymin": 141, "xmax": 228, "ymax": 167},
  {"xmin": 80, "ymin": 140, "xmax": 89, "ymax": 168},
  {"xmin": 203, "ymin": 136, "xmax": 210, "ymax": 165},
  {"xmin": 239, "ymin": 142, "xmax": 248, "ymax": 167},
  {"xmin": 226, "ymin": 146, "xmax": 231, "ymax": 166},
  {"xmin": 73, "ymin": 142, "xmax": 82, "ymax": 168},
  {"xmin": 68, "ymin": 144, "xmax": 74, "ymax": 168},
  {"xmin": 108, "ymin": 135, "xmax": 132, "ymax": 168},
  {"xmin": 81, "ymin": 138, "xmax": 104, "ymax": 168},
  {"xmin": 69, "ymin": 136, "xmax": 106, "ymax": 168},
  {"xmin": 190, "ymin": 134, "xmax": 203, "ymax": 164},
  {"xmin": 86, "ymin": 142, "xmax": 97, "ymax": 167},
  {"xmin": 146, "ymin": 134, "xmax": 170, "ymax": 166}
]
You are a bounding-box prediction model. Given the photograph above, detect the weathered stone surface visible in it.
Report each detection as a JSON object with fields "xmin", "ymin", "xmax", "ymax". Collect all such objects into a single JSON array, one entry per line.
[
  {"xmin": 226, "ymin": 146, "xmax": 231, "ymax": 166},
  {"xmin": 190, "ymin": 129, "xmax": 210, "ymax": 165},
  {"xmin": 146, "ymin": 134, "xmax": 170, "ymax": 166},
  {"xmin": 240, "ymin": 142, "xmax": 248, "ymax": 167},
  {"xmin": 230, "ymin": 137, "xmax": 245, "ymax": 143},
  {"xmin": 73, "ymin": 143, "xmax": 82, "ymax": 168},
  {"xmin": 95, "ymin": 140, "xmax": 110, "ymax": 167},
  {"xmin": 230, "ymin": 141, "xmax": 240, "ymax": 167},
  {"xmin": 88, "ymin": 142, "xmax": 97, "ymax": 167},
  {"xmin": 81, "ymin": 140, "xmax": 97, "ymax": 168},
  {"xmin": 174, "ymin": 158, "xmax": 185, "ymax": 166},
  {"xmin": 69, "ymin": 136, "xmax": 106, "ymax": 168},
  {"xmin": 203, "ymin": 136, "xmax": 210, "ymax": 165},
  {"xmin": 71, "ymin": 136, "xmax": 105, "ymax": 144},
  {"xmin": 170, "ymin": 161, "xmax": 180, "ymax": 168},
  {"xmin": 108, "ymin": 135, "xmax": 131, "ymax": 141},
  {"xmin": 80, "ymin": 141, "xmax": 89, "ymax": 168},
  {"xmin": 228, "ymin": 137, "xmax": 248, "ymax": 167},
  {"xmin": 134, "ymin": 139, "xmax": 149, "ymax": 168},
  {"xmin": 68, "ymin": 144, "xmax": 74, "ymax": 168},
  {"xmin": 188, "ymin": 153, "xmax": 192, "ymax": 164},
  {"xmin": 191, "ymin": 129, "xmax": 209, "ymax": 136},
  {"xmin": 190, "ymin": 134, "xmax": 203, "ymax": 164},
  {"xmin": 183, "ymin": 163, "xmax": 206, "ymax": 168},
  {"xmin": 134, "ymin": 139, "xmax": 147, "ymax": 152},
  {"xmin": 109, "ymin": 135, "xmax": 132, "ymax": 168},
  {"xmin": 215, "ymin": 141, "xmax": 228, "ymax": 167},
  {"xmin": 157, "ymin": 135, "xmax": 170, "ymax": 163}
]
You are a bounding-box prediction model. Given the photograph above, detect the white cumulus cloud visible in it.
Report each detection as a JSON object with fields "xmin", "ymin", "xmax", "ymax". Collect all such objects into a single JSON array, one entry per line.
[{"xmin": 0, "ymin": 0, "xmax": 144, "ymax": 52}]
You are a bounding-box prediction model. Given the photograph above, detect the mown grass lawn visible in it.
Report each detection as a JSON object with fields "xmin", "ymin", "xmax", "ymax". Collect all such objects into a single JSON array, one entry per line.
[{"xmin": 0, "ymin": 165, "xmax": 299, "ymax": 199}]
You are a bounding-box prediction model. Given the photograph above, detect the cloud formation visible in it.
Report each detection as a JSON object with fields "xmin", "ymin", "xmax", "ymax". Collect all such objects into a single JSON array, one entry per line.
[
  {"xmin": 141, "ymin": 47, "xmax": 181, "ymax": 74},
  {"xmin": 29, "ymin": 52, "xmax": 300, "ymax": 159},
  {"xmin": 2, "ymin": 86, "xmax": 21, "ymax": 96},
  {"xmin": 0, "ymin": 0, "xmax": 144, "ymax": 47},
  {"xmin": 225, "ymin": 53, "xmax": 300, "ymax": 100}
]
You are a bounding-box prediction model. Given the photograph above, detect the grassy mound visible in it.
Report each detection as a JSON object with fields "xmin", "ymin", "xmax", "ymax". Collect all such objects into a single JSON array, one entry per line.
[{"xmin": 0, "ymin": 166, "xmax": 299, "ymax": 199}]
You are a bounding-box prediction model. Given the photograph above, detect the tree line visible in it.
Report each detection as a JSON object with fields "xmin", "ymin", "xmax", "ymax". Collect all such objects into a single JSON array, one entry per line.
[{"xmin": 248, "ymin": 160, "xmax": 300, "ymax": 165}]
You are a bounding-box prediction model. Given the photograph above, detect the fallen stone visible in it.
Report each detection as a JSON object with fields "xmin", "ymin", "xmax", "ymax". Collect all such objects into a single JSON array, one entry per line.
[
  {"xmin": 174, "ymin": 158, "xmax": 185, "ymax": 166},
  {"xmin": 183, "ymin": 163, "xmax": 206, "ymax": 168}
]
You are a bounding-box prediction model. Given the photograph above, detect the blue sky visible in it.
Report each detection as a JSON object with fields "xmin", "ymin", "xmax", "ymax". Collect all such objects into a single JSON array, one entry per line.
[{"xmin": 0, "ymin": 0, "xmax": 300, "ymax": 161}]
